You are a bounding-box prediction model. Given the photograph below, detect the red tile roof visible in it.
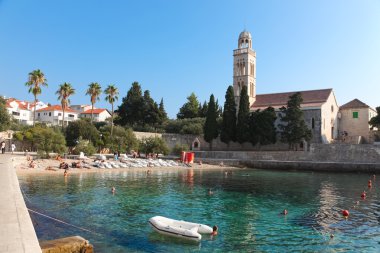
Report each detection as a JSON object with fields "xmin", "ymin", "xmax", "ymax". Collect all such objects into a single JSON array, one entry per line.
[
  {"xmin": 81, "ymin": 108, "xmax": 107, "ymax": 114},
  {"xmin": 6, "ymin": 98, "xmax": 30, "ymax": 110},
  {"xmin": 36, "ymin": 105, "xmax": 76, "ymax": 113},
  {"xmin": 340, "ymin": 99, "xmax": 370, "ymax": 110},
  {"xmin": 251, "ymin": 88, "xmax": 333, "ymax": 110}
]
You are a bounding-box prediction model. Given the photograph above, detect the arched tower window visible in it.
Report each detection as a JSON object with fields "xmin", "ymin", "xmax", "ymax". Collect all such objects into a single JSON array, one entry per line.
[{"xmin": 311, "ymin": 118, "xmax": 315, "ymax": 129}]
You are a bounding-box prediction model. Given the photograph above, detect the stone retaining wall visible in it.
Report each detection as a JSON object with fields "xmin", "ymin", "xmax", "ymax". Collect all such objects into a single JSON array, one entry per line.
[{"xmin": 194, "ymin": 144, "xmax": 380, "ymax": 164}]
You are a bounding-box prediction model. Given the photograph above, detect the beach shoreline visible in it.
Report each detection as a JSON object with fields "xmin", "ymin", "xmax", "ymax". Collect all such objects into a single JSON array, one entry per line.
[{"xmin": 12, "ymin": 155, "xmax": 238, "ymax": 176}]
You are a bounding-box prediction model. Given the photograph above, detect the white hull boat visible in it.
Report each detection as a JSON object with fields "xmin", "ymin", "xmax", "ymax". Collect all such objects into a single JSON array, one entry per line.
[{"xmin": 149, "ymin": 216, "xmax": 213, "ymax": 241}]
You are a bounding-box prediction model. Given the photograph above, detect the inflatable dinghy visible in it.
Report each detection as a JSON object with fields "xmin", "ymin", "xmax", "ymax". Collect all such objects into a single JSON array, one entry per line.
[{"xmin": 149, "ymin": 216, "xmax": 213, "ymax": 241}]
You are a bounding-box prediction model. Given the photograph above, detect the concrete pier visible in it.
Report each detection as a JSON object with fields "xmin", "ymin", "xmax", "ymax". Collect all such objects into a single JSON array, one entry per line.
[{"xmin": 0, "ymin": 155, "xmax": 41, "ymax": 253}]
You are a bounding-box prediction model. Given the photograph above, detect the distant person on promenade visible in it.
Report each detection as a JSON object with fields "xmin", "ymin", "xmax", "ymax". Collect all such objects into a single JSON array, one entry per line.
[
  {"xmin": 11, "ymin": 143, "xmax": 16, "ymax": 154},
  {"xmin": 1, "ymin": 141, "xmax": 5, "ymax": 154}
]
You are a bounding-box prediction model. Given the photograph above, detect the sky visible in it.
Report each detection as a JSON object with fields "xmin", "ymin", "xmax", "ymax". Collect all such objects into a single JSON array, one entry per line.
[{"xmin": 0, "ymin": 0, "xmax": 379, "ymax": 118}]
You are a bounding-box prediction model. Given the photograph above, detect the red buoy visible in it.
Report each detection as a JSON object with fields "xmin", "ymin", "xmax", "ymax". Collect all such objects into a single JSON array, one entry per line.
[
  {"xmin": 361, "ymin": 191, "xmax": 366, "ymax": 199},
  {"xmin": 342, "ymin": 210, "xmax": 349, "ymax": 218}
]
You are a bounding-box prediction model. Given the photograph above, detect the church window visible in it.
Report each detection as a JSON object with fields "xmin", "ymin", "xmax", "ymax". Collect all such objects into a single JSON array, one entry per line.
[
  {"xmin": 311, "ymin": 118, "xmax": 315, "ymax": 129},
  {"xmin": 331, "ymin": 105, "xmax": 334, "ymax": 112},
  {"xmin": 353, "ymin": 112, "xmax": 358, "ymax": 118}
]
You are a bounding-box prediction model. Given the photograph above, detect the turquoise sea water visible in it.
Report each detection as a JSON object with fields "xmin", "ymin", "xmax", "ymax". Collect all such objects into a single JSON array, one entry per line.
[{"xmin": 19, "ymin": 168, "xmax": 380, "ymax": 252}]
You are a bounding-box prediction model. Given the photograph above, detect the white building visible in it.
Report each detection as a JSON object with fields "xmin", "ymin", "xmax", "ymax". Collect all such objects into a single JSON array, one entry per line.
[
  {"xmin": 71, "ymin": 104, "xmax": 93, "ymax": 113},
  {"xmin": 80, "ymin": 109, "xmax": 111, "ymax": 122},
  {"xmin": 36, "ymin": 105, "xmax": 78, "ymax": 126},
  {"xmin": 5, "ymin": 98, "xmax": 47, "ymax": 125}
]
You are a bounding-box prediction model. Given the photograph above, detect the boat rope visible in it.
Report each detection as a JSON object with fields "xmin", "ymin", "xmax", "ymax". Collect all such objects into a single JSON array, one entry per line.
[{"xmin": 27, "ymin": 208, "xmax": 100, "ymax": 235}]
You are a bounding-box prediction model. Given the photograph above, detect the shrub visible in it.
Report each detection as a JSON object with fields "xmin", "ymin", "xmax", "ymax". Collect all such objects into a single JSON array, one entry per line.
[
  {"xmin": 171, "ymin": 143, "xmax": 189, "ymax": 155},
  {"xmin": 139, "ymin": 137, "xmax": 169, "ymax": 156},
  {"xmin": 72, "ymin": 138, "xmax": 97, "ymax": 156}
]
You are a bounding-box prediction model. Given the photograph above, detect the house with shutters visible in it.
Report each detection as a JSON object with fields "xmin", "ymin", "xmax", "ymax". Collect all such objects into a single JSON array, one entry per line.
[{"xmin": 338, "ymin": 99, "xmax": 377, "ymax": 142}]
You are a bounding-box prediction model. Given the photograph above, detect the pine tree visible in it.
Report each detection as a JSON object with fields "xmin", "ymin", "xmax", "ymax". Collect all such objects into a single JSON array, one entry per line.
[
  {"xmin": 278, "ymin": 92, "xmax": 312, "ymax": 149},
  {"xmin": 198, "ymin": 101, "xmax": 208, "ymax": 117},
  {"xmin": 177, "ymin": 92, "xmax": 200, "ymax": 119},
  {"xmin": 203, "ymin": 94, "xmax": 219, "ymax": 150},
  {"xmin": 116, "ymin": 82, "xmax": 144, "ymax": 126},
  {"xmin": 236, "ymin": 86, "xmax": 250, "ymax": 143},
  {"xmin": 142, "ymin": 90, "xmax": 160, "ymax": 127},
  {"xmin": 158, "ymin": 98, "xmax": 168, "ymax": 123},
  {"xmin": 220, "ymin": 86, "xmax": 237, "ymax": 146}
]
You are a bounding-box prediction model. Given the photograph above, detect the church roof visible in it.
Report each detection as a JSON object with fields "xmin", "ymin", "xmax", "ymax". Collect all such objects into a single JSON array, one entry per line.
[
  {"xmin": 251, "ymin": 88, "xmax": 333, "ymax": 110},
  {"xmin": 340, "ymin": 99, "xmax": 370, "ymax": 110}
]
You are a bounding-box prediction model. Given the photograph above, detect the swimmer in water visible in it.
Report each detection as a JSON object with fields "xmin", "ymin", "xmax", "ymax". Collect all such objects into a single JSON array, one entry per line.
[
  {"xmin": 208, "ymin": 188, "xmax": 214, "ymax": 195},
  {"xmin": 282, "ymin": 209, "xmax": 288, "ymax": 215},
  {"xmin": 63, "ymin": 169, "xmax": 68, "ymax": 177},
  {"xmin": 111, "ymin": 187, "xmax": 116, "ymax": 194},
  {"xmin": 211, "ymin": 225, "xmax": 218, "ymax": 236}
]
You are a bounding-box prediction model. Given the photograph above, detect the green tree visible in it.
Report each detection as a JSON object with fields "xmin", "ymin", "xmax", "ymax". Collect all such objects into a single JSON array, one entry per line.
[
  {"xmin": 0, "ymin": 97, "xmax": 11, "ymax": 131},
  {"xmin": 220, "ymin": 86, "xmax": 237, "ymax": 146},
  {"xmin": 177, "ymin": 92, "xmax": 200, "ymax": 119},
  {"xmin": 164, "ymin": 118, "xmax": 205, "ymax": 135},
  {"xmin": 158, "ymin": 98, "xmax": 168, "ymax": 124},
  {"xmin": 33, "ymin": 127, "xmax": 67, "ymax": 158},
  {"xmin": 279, "ymin": 92, "xmax": 312, "ymax": 149},
  {"xmin": 139, "ymin": 137, "xmax": 169, "ymax": 156},
  {"xmin": 56, "ymin": 82, "xmax": 75, "ymax": 129},
  {"xmin": 65, "ymin": 119, "xmax": 100, "ymax": 147},
  {"xmin": 198, "ymin": 101, "xmax": 208, "ymax": 118},
  {"xmin": 99, "ymin": 125, "xmax": 138, "ymax": 153},
  {"xmin": 249, "ymin": 107, "xmax": 277, "ymax": 147},
  {"xmin": 117, "ymin": 82, "xmax": 144, "ymax": 127},
  {"xmin": 369, "ymin": 107, "xmax": 380, "ymax": 129},
  {"xmin": 85, "ymin": 82, "xmax": 102, "ymax": 122},
  {"xmin": 72, "ymin": 137, "xmax": 97, "ymax": 156},
  {"xmin": 142, "ymin": 90, "xmax": 160, "ymax": 127},
  {"xmin": 203, "ymin": 94, "xmax": 219, "ymax": 150},
  {"xmin": 25, "ymin": 69, "xmax": 48, "ymax": 126},
  {"xmin": 236, "ymin": 86, "xmax": 250, "ymax": 143},
  {"xmin": 104, "ymin": 84, "xmax": 119, "ymax": 136}
]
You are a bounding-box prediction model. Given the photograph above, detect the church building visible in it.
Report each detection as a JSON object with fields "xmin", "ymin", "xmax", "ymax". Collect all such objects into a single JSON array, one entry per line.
[{"xmin": 232, "ymin": 30, "xmax": 339, "ymax": 143}]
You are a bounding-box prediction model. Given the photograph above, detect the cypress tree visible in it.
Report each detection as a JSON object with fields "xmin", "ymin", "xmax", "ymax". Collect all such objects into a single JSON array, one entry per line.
[
  {"xmin": 279, "ymin": 92, "xmax": 312, "ymax": 149},
  {"xmin": 158, "ymin": 98, "xmax": 168, "ymax": 123},
  {"xmin": 203, "ymin": 94, "xmax": 219, "ymax": 150},
  {"xmin": 220, "ymin": 86, "xmax": 237, "ymax": 146},
  {"xmin": 236, "ymin": 85, "xmax": 250, "ymax": 143}
]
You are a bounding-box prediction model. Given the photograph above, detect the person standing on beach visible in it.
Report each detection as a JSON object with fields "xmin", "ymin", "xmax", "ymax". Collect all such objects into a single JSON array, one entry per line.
[
  {"xmin": 11, "ymin": 143, "xmax": 16, "ymax": 154},
  {"xmin": 1, "ymin": 142, "xmax": 5, "ymax": 154}
]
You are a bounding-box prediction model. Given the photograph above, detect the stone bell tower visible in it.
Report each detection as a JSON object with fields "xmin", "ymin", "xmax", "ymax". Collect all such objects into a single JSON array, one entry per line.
[{"xmin": 233, "ymin": 30, "xmax": 256, "ymax": 107}]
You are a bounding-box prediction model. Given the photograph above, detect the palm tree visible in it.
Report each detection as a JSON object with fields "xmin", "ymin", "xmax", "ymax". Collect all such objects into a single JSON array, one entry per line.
[
  {"xmin": 25, "ymin": 69, "xmax": 48, "ymax": 126},
  {"xmin": 104, "ymin": 84, "xmax": 119, "ymax": 136},
  {"xmin": 85, "ymin": 82, "xmax": 102, "ymax": 123},
  {"xmin": 56, "ymin": 83, "xmax": 75, "ymax": 129}
]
